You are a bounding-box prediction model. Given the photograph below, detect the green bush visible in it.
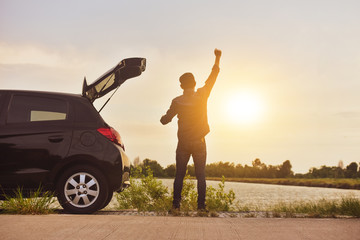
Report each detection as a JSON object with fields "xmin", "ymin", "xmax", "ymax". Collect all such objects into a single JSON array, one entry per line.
[
  {"xmin": 116, "ymin": 166, "xmax": 172, "ymax": 212},
  {"xmin": 116, "ymin": 168, "xmax": 237, "ymax": 214},
  {"xmin": 0, "ymin": 186, "xmax": 55, "ymax": 214},
  {"xmin": 206, "ymin": 176, "xmax": 236, "ymax": 211}
]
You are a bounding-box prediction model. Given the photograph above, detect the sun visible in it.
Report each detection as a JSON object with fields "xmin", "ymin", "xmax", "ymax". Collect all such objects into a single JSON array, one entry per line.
[{"xmin": 225, "ymin": 92, "xmax": 264, "ymax": 124}]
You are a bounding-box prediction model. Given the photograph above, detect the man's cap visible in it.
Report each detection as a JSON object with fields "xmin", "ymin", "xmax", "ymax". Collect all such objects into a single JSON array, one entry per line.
[{"xmin": 179, "ymin": 72, "xmax": 196, "ymax": 88}]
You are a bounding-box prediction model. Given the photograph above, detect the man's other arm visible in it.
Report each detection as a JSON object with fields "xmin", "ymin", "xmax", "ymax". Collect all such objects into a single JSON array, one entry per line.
[{"xmin": 160, "ymin": 100, "xmax": 177, "ymax": 125}]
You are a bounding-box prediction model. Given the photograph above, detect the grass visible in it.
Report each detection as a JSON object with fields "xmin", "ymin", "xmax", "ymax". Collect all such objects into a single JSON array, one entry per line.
[
  {"xmin": 1, "ymin": 172, "xmax": 359, "ymax": 217},
  {"xmin": 0, "ymin": 186, "xmax": 55, "ymax": 214},
  {"xmin": 271, "ymin": 196, "xmax": 360, "ymax": 218},
  {"xmin": 232, "ymin": 196, "xmax": 360, "ymax": 218},
  {"xmin": 116, "ymin": 168, "xmax": 360, "ymax": 218},
  {"xmin": 205, "ymin": 177, "xmax": 360, "ymax": 190}
]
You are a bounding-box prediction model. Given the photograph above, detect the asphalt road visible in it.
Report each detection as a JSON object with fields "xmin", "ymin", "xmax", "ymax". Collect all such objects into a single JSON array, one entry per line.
[{"xmin": 0, "ymin": 215, "xmax": 359, "ymax": 240}]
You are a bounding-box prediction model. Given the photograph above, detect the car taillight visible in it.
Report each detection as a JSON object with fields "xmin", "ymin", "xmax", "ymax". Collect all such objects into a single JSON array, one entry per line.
[{"xmin": 97, "ymin": 127, "xmax": 125, "ymax": 150}]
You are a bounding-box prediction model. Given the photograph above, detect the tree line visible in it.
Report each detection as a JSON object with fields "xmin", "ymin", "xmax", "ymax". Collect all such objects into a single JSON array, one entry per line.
[
  {"xmin": 132, "ymin": 158, "xmax": 360, "ymax": 179},
  {"xmin": 296, "ymin": 161, "xmax": 360, "ymax": 179}
]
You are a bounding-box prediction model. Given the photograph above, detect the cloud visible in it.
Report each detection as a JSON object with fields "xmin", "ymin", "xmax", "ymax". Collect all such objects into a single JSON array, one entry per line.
[
  {"xmin": 0, "ymin": 42, "xmax": 119, "ymax": 92},
  {"xmin": 0, "ymin": 42, "xmax": 102, "ymax": 70},
  {"xmin": 0, "ymin": 42, "xmax": 62, "ymax": 66},
  {"xmin": 335, "ymin": 111, "xmax": 360, "ymax": 119}
]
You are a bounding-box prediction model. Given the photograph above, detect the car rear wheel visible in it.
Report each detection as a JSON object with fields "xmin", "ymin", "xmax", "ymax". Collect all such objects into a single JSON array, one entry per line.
[
  {"xmin": 101, "ymin": 191, "xmax": 114, "ymax": 209},
  {"xmin": 56, "ymin": 166, "xmax": 109, "ymax": 214}
]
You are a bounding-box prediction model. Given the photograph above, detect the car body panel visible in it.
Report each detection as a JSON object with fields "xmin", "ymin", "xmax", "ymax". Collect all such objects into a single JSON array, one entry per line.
[{"xmin": 0, "ymin": 91, "xmax": 74, "ymax": 189}]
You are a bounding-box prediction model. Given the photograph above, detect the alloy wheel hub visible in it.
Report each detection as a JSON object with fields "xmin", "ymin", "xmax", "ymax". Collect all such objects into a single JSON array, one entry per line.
[{"xmin": 64, "ymin": 172, "xmax": 100, "ymax": 208}]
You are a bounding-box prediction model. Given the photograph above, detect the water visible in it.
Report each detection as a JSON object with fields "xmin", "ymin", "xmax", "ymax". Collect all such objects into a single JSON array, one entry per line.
[{"xmin": 159, "ymin": 179, "xmax": 360, "ymax": 208}]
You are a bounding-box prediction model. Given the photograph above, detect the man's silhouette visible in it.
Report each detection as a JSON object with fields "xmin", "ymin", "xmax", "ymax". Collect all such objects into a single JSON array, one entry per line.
[{"xmin": 160, "ymin": 49, "xmax": 222, "ymax": 211}]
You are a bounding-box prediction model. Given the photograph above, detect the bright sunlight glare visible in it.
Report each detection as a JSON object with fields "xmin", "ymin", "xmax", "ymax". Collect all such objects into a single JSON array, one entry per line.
[{"xmin": 225, "ymin": 91, "xmax": 264, "ymax": 125}]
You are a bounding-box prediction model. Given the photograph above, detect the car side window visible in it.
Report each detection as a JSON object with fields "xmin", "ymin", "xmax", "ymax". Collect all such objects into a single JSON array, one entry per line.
[{"xmin": 7, "ymin": 95, "xmax": 68, "ymax": 123}]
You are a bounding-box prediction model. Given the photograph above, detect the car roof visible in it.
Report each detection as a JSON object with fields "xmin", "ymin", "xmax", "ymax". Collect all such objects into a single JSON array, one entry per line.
[{"xmin": 0, "ymin": 89, "xmax": 83, "ymax": 99}]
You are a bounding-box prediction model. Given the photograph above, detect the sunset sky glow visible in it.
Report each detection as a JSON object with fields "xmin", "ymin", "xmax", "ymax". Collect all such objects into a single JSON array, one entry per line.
[{"xmin": 1, "ymin": 0, "xmax": 360, "ymax": 173}]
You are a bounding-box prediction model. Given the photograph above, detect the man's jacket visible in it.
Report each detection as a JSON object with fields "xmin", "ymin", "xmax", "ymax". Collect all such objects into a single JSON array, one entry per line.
[{"xmin": 160, "ymin": 65, "xmax": 220, "ymax": 141}]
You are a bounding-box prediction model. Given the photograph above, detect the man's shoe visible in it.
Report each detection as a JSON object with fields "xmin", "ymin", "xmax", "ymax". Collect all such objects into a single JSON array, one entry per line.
[
  {"xmin": 169, "ymin": 206, "xmax": 181, "ymax": 216},
  {"xmin": 197, "ymin": 207, "xmax": 209, "ymax": 217}
]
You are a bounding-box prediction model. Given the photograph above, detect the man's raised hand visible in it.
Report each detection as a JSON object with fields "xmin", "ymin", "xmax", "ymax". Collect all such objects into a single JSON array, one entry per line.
[{"xmin": 214, "ymin": 48, "xmax": 222, "ymax": 58}]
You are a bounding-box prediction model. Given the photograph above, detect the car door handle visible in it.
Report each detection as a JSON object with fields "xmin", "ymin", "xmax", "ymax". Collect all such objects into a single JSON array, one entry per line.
[{"xmin": 48, "ymin": 136, "xmax": 64, "ymax": 143}]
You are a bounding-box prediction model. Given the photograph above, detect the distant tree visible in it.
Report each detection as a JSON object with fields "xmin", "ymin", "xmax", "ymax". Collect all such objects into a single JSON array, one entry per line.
[
  {"xmin": 267, "ymin": 165, "xmax": 279, "ymax": 178},
  {"xmin": 345, "ymin": 162, "xmax": 358, "ymax": 178},
  {"xmin": 252, "ymin": 158, "xmax": 262, "ymax": 168},
  {"xmin": 235, "ymin": 164, "xmax": 245, "ymax": 178},
  {"xmin": 187, "ymin": 164, "xmax": 195, "ymax": 177},
  {"xmin": 142, "ymin": 158, "xmax": 165, "ymax": 177},
  {"xmin": 243, "ymin": 164, "xmax": 253, "ymax": 178},
  {"xmin": 164, "ymin": 164, "xmax": 176, "ymax": 177},
  {"xmin": 206, "ymin": 161, "xmax": 236, "ymax": 177},
  {"xmin": 277, "ymin": 160, "xmax": 293, "ymax": 178},
  {"xmin": 251, "ymin": 158, "xmax": 267, "ymax": 177},
  {"xmin": 308, "ymin": 165, "xmax": 331, "ymax": 178},
  {"xmin": 305, "ymin": 164, "xmax": 348, "ymax": 179}
]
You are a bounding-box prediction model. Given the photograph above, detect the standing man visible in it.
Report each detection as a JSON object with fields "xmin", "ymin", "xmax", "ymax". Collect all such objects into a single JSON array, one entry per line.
[{"xmin": 160, "ymin": 49, "xmax": 222, "ymax": 211}]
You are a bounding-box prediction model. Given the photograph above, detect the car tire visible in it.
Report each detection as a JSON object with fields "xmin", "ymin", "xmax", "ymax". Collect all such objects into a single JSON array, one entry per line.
[
  {"xmin": 101, "ymin": 191, "xmax": 114, "ymax": 209},
  {"xmin": 56, "ymin": 165, "xmax": 109, "ymax": 214}
]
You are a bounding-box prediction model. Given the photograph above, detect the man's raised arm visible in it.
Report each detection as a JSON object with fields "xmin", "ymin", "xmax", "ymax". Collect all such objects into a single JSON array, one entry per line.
[
  {"xmin": 214, "ymin": 48, "xmax": 222, "ymax": 67},
  {"xmin": 201, "ymin": 49, "xmax": 222, "ymax": 95}
]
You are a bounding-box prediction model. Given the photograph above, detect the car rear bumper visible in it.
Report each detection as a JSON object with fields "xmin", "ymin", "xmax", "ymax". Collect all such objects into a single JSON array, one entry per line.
[{"xmin": 117, "ymin": 147, "xmax": 130, "ymax": 192}]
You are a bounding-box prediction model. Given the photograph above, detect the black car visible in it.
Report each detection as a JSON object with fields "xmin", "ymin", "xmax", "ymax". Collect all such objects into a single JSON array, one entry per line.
[{"xmin": 0, "ymin": 57, "xmax": 146, "ymax": 213}]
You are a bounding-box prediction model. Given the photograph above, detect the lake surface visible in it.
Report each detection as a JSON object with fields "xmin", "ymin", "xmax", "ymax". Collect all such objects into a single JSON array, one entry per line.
[{"xmin": 159, "ymin": 179, "xmax": 360, "ymax": 208}]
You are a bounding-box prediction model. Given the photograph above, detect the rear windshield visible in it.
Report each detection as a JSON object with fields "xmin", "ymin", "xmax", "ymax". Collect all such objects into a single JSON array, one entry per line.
[
  {"xmin": 94, "ymin": 73, "xmax": 115, "ymax": 93},
  {"xmin": 7, "ymin": 95, "xmax": 68, "ymax": 123},
  {"xmin": 85, "ymin": 73, "xmax": 115, "ymax": 101}
]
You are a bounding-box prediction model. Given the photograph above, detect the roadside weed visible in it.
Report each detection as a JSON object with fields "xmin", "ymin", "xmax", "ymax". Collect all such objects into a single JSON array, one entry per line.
[{"xmin": 0, "ymin": 186, "xmax": 55, "ymax": 214}]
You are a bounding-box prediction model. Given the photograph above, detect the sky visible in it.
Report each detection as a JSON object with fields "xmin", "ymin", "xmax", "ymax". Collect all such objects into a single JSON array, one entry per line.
[{"xmin": 1, "ymin": 0, "xmax": 360, "ymax": 173}]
